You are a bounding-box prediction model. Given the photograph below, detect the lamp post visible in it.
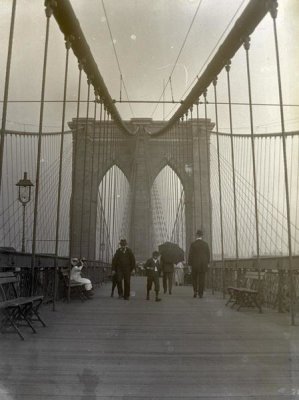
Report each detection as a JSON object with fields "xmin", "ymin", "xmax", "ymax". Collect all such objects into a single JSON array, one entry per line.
[{"xmin": 16, "ymin": 172, "xmax": 34, "ymax": 252}]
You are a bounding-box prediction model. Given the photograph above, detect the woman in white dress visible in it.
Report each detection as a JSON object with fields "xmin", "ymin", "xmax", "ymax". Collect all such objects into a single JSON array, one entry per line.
[{"xmin": 70, "ymin": 257, "xmax": 93, "ymax": 297}]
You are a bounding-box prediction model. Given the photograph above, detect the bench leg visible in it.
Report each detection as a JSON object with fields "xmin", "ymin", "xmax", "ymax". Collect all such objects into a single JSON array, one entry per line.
[
  {"xmin": 17, "ymin": 306, "xmax": 37, "ymax": 334},
  {"xmin": 31, "ymin": 299, "xmax": 46, "ymax": 327},
  {"xmin": 25, "ymin": 301, "xmax": 47, "ymax": 327},
  {"xmin": 31, "ymin": 306, "xmax": 47, "ymax": 327},
  {"xmin": 1, "ymin": 309, "xmax": 25, "ymax": 340}
]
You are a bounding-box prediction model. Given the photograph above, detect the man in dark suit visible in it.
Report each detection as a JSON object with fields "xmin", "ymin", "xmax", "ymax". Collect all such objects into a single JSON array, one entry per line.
[
  {"xmin": 188, "ymin": 229, "xmax": 210, "ymax": 298},
  {"xmin": 112, "ymin": 239, "xmax": 136, "ymax": 300},
  {"xmin": 144, "ymin": 251, "xmax": 162, "ymax": 302},
  {"xmin": 161, "ymin": 256, "xmax": 174, "ymax": 295}
]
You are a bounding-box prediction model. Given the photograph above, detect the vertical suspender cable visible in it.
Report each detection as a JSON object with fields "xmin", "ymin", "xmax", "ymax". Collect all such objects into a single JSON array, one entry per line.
[
  {"xmin": 112, "ymin": 120, "xmax": 117, "ymax": 251},
  {"xmin": 119, "ymin": 74, "xmax": 123, "ymax": 102},
  {"xmin": 203, "ymin": 89, "xmax": 213, "ymax": 260},
  {"xmin": 100, "ymin": 108, "xmax": 107, "ymax": 261},
  {"xmin": 69, "ymin": 60, "xmax": 83, "ymax": 278},
  {"xmin": 225, "ymin": 61, "xmax": 239, "ymax": 264},
  {"xmin": 112, "ymin": 163, "xmax": 117, "ymax": 252},
  {"xmin": 243, "ymin": 37, "xmax": 260, "ymax": 276},
  {"xmin": 196, "ymin": 101, "xmax": 203, "ymax": 226},
  {"xmin": 0, "ymin": 0, "xmax": 16, "ymax": 193},
  {"xmin": 174, "ymin": 125, "xmax": 177, "ymax": 240},
  {"xmin": 180, "ymin": 117, "xmax": 184, "ymax": 248},
  {"xmin": 213, "ymin": 77, "xmax": 225, "ymax": 298},
  {"xmin": 31, "ymin": 2, "xmax": 53, "ymax": 295},
  {"xmin": 267, "ymin": 137, "xmax": 273, "ymax": 251},
  {"xmin": 182, "ymin": 113, "xmax": 186, "ymax": 243},
  {"xmin": 79, "ymin": 79, "xmax": 91, "ymax": 257},
  {"xmin": 96, "ymin": 101, "xmax": 103, "ymax": 260},
  {"xmin": 53, "ymin": 36, "xmax": 71, "ymax": 309},
  {"xmin": 87, "ymin": 90, "xmax": 98, "ymax": 259},
  {"xmin": 189, "ymin": 106, "xmax": 194, "ymax": 236},
  {"xmin": 103, "ymin": 109, "xmax": 109, "ymax": 261},
  {"xmin": 270, "ymin": 2, "xmax": 295, "ymax": 325},
  {"xmin": 107, "ymin": 114, "xmax": 113, "ymax": 260}
]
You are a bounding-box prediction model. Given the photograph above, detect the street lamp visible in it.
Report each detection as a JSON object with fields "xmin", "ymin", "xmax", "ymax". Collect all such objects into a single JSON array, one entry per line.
[{"xmin": 16, "ymin": 172, "xmax": 34, "ymax": 252}]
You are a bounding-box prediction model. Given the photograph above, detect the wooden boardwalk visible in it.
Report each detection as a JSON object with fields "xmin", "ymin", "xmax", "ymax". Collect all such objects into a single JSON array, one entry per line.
[{"xmin": 0, "ymin": 276, "xmax": 298, "ymax": 399}]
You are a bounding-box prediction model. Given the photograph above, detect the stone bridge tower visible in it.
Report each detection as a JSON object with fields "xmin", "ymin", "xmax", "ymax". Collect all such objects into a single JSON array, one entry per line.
[{"xmin": 69, "ymin": 118, "xmax": 214, "ymax": 262}]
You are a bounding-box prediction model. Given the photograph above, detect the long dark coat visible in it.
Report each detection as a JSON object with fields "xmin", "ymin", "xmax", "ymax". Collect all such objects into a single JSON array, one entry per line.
[
  {"xmin": 160, "ymin": 256, "xmax": 174, "ymax": 273},
  {"xmin": 188, "ymin": 239, "xmax": 210, "ymax": 272},
  {"xmin": 112, "ymin": 247, "xmax": 136, "ymax": 272}
]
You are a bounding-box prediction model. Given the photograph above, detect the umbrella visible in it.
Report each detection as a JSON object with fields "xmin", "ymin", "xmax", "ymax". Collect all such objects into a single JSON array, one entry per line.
[{"xmin": 158, "ymin": 241, "xmax": 184, "ymax": 264}]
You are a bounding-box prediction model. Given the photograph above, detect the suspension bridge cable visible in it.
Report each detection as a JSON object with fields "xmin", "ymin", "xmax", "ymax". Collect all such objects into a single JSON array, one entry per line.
[
  {"xmin": 212, "ymin": 139, "xmax": 299, "ymax": 235},
  {"xmin": 0, "ymin": 0, "xmax": 16, "ymax": 194},
  {"xmin": 151, "ymin": 0, "xmax": 204, "ymax": 118},
  {"xmin": 163, "ymin": 0, "xmax": 247, "ymax": 121},
  {"xmin": 210, "ymin": 140, "xmax": 298, "ymax": 254},
  {"xmin": 79, "ymin": 79, "xmax": 91, "ymax": 257},
  {"xmin": 100, "ymin": 0, "xmax": 135, "ymax": 118}
]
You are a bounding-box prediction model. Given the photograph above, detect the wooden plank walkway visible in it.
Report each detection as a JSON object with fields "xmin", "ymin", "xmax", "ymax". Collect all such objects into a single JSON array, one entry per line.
[{"xmin": 0, "ymin": 276, "xmax": 299, "ymax": 399}]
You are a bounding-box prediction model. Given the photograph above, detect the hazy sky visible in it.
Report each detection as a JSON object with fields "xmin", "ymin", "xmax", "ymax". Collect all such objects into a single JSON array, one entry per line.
[{"xmin": 0, "ymin": 0, "xmax": 298, "ymax": 133}]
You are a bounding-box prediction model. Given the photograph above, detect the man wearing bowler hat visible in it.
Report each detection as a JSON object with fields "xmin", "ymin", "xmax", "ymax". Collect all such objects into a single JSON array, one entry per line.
[
  {"xmin": 188, "ymin": 229, "xmax": 210, "ymax": 298},
  {"xmin": 112, "ymin": 239, "xmax": 136, "ymax": 300}
]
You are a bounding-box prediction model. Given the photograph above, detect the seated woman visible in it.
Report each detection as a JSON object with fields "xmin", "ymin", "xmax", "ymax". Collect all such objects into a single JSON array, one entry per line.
[{"xmin": 70, "ymin": 257, "xmax": 94, "ymax": 298}]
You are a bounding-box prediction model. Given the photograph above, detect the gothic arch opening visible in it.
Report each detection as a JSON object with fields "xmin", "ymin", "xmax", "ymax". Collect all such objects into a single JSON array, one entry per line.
[
  {"xmin": 151, "ymin": 165, "xmax": 186, "ymax": 252},
  {"xmin": 95, "ymin": 165, "xmax": 130, "ymax": 262}
]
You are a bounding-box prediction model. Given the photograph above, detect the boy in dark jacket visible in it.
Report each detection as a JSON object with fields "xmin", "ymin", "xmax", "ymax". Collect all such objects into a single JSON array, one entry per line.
[{"xmin": 144, "ymin": 251, "xmax": 162, "ymax": 302}]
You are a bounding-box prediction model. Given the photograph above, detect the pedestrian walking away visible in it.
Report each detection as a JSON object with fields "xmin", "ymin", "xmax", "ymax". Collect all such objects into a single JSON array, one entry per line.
[
  {"xmin": 188, "ymin": 229, "xmax": 210, "ymax": 298},
  {"xmin": 160, "ymin": 255, "xmax": 174, "ymax": 295},
  {"xmin": 112, "ymin": 238, "xmax": 136, "ymax": 300},
  {"xmin": 144, "ymin": 251, "xmax": 162, "ymax": 302}
]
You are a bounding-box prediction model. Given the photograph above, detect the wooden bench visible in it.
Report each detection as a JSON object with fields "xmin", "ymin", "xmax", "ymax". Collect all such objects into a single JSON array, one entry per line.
[
  {"xmin": 226, "ymin": 271, "xmax": 265, "ymax": 313},
  {"xmin": 61, "ymin": 267, "xmax": 88, "ymax": 302},
  {"xmin": 0, "ymin": 272, "xmax": 46, "ymax": 340}
]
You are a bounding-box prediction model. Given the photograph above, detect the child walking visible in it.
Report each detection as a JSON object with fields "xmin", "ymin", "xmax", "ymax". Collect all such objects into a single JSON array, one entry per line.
[{"xmin": 144, "ymin": 251, "xmax": 162, "ymax": 302}]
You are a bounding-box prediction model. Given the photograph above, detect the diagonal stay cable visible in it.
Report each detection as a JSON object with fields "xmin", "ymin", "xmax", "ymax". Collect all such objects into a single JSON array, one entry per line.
[
  {"xmin": 151, "ymin": 0, "xmax": 204, "ymax": 118},
  {"xmin": 210, "ymin": 142, "xmax": 299, "ymax": 250},
  {"xmin": 212, "ymin": 139, "xmax": 299, "ymax": 233},
  {"xmin": 101, "ymin": 0, "xmax": 135, "ymax": 118},
  {"xmin": 164, "ymin": 0, "xmax": 247, "ymax": 120}
]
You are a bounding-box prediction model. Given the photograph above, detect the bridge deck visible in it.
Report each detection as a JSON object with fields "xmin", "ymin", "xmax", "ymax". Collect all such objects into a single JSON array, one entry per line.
[{"xmin": 0, "ymin": 276, "xmax": 298, "ymax": 399}]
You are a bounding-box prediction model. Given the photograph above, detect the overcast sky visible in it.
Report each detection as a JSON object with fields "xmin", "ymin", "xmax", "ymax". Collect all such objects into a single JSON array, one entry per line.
[{"xmin": 0, "ymin": 0, "xmax": 298, "ymax": 133}]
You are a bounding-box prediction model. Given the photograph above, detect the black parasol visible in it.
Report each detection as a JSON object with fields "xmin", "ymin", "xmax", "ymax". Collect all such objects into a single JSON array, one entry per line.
[{"xmin": 158, "ymin": 241, "xmax": 184, "ymax": 264}]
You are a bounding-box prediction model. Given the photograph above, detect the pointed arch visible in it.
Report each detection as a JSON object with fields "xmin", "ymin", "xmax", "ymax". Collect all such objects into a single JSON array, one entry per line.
[
  {"xmin": 151, "ymin": 164, "xmax": 186, "ymax": 253},
  {"xmin": 95, "ymin": 164, "xmax": 130, "ymax": 261}
]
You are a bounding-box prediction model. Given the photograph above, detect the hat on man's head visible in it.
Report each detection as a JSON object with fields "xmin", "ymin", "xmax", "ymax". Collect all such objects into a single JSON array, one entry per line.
[
  {"xmin": 196, "ymin": 229, "xmax": 203, "ymax": 237},
  {"xmin": 119, "ymin": 239, "xmax": 127, "ymax": 246}
]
